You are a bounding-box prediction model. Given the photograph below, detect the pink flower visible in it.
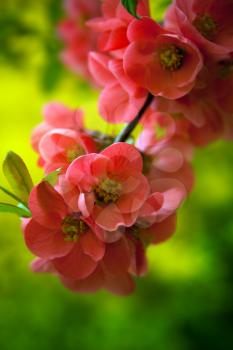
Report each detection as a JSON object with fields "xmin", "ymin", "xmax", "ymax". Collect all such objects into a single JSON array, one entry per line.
[
  {"xmin": 64, "ymin": 0, "xmax": 101, "ymax": 19},
  {"xmin": 124, "ymin": 17, "xmax": 203, "ymax": 99},
  {"xmin": 30, "ymin": 234, "xmax": 135, "ymax": 296},
  {"xmin": 156, "ymin": 86, "xmax": 224, "ymax": 146},
  {"xmin": 31, "ymin": 102, "xmax": 84, "ymax": 167},
  {"xmin": 165, "ymin": 0, "xmax": 233, "ymax": 60},
  {"xmin": 66, "ymin": 142, "xmax": 150, "ymax": 231},
  {"xmin": 58, "ymin": 0, "xmax": 101, "ymax": 80},
  {"xmin": 38, "ymin": 128, "xmax": 96, "ymax": 173},
  {"xmin": 136, "ymin": 110, "xmax": 194, "ymax": 192},
  {"xmin": 24, "ymin": 181, "xmax": 105, "ymax": 280},
  {"xmin": 61, "ymin": 236, "xmax": 135, "ymax": 295},
  {"xmin": 87, "ymin": 0, "xmax": 150, "ymax": 52},
  {"xmin": 32, "ymin": 102, "xmax": 84, "ymax": 151},
  {"xmin": 140, "ymin": 213, "xmax": 177, "ymax": 245},
  {"xmin": 89, "ymin": 52, "xmax": 147, "ymax": 123},
  {"xmin": 138, "ymin": 178, "xmax": 186, "ymax": 226}
]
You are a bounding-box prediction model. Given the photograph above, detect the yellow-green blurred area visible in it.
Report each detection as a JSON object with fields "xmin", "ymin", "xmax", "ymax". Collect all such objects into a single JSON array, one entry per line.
[{"xmin": 0, "ymin": 1, "xmax": 233, "ymax": 349}]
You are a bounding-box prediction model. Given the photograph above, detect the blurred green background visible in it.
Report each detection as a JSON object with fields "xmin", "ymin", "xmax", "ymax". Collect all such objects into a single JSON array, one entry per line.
[{"xmin": 0, "ymin": 1, "xmax": 233, "ymax": 349}]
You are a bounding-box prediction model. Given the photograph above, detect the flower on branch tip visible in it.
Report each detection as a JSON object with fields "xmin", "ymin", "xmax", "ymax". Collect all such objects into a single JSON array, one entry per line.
[
  {"xmin": 123, "ymin": 17, "xmax": 203, "ymax": 99},
  {"xmin": 66, "ymin": 142, "xmax": 150, "ymax": 231}
]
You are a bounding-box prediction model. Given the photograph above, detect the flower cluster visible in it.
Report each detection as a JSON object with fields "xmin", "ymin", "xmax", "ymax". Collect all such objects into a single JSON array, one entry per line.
[
  {"xmin": 23, "ymin": 0, "xmax": 233, "ymax": 294},
  {"xmin": 1, "ymin": 0, "xmax": 233, "ymax": 296},
  {"xmin": 27, "ymin": 102, "xmax": 188, "ymax": 294}
]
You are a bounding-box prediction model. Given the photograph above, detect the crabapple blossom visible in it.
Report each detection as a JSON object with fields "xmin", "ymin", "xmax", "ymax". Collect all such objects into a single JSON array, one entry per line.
[
  {"xmin": 66, "ymin": 142, "xmax": 150, "ymax": 231},
  {"xmin": 165, "ymin": 0, "xmax": 233, "ymax": 59},
  {"xmin": 38, "ymin": 128, "xmax": 96, "ymax": 173},
  {"xmin": 31, "ymin": 102, "xmax": 84, "ymax": 155},
  {"xmin": 124, "ymin": 17, "xmax": 203, "ymax": 99},
  {"xmin": 3, "ymin": 0, "xmax": 233, "ymax": 296},
  {"xmin": 87, "ymin": 0, "xmax": 150, "ymax": 52},
  {"xmin": 58, "ymin": 0, "xmax": 101, "ymax": 80},
  {"xmin": 24, "ymin": 181, "xmax": 105, "ymax": 279}
]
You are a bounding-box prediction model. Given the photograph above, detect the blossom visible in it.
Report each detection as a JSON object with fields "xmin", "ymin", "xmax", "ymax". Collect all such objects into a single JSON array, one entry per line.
[
  {"xmin": 137, "ymin": 111, "xmax": 195, "ymax": 192},
  {"xmin": 87, "ymin": 0, "xmax": 150, "ymax": 52},
  {"xmin": 64, "ymin": 0, "xmax": 101, "ymax": 19},
  {"xmin": 138, "ymin": 178, "xmax": 186, "ymax": 226},
  {"xmin": 89, "ymin": 52, "xmax": 147, "ymax": 123},
  {"xmin": 124, "ymin": 17, "xmax": 203, "ymax": 99},
  {"xmin": 66, "ymin": 142, "xmax": 150, "ymax": 231},
  {"xmin": 31, "ymin": 233, "xmax": 135, "ymax": 296},
  {"xmin": 38, "ymin": 128, "xmax": 96, "ymax": 173},
  {"xmin": 24, "ymin": 181, "xmax": 105, "ymax": 280},
  {"xmin": 32, "ymin": 102, "xmax": 84, "ymax": 152},
  {"xmin": 165, "ymin": 0, "xmax": 233, "ymax": 59},
  {"xmin": 139, "ymin": 213, "xmax": 177, "ymax": 245},
  {"xmin": 58, "ymin": 0, "xmax": 101, "ymax": 80},
  {"xmin": 155, "ymin": 82, "xmax": 225, "ymax": 146}
]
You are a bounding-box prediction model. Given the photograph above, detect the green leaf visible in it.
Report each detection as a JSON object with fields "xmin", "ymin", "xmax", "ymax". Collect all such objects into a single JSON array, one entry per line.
[
  {"xmin": 43, "ymin": 167, "xmax": 62, "ymax": 186},
  {"xmin": 17, "ymin": 202, "xmax": 32, "ymax": 217},
  {"xmin": 0, "ymin": 185, "xmax": 24, "ymax": 203},
  {"xmin": 3, "ymin": 151, "xmax": 33, "ymax": 204},
  {"xmin": 0, "ymin": 202, "xmax": 31, "ymax": 218},
  {"xmin": 121, "ymin": 0, "xmax": 140, "ymax": 19}
]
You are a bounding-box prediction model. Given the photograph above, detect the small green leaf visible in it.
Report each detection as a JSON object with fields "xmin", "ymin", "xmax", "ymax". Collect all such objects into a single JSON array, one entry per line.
[
  {"xmin": 0, "ymin": 202, "xmax": 31, "ymax": 218},
  {"xmin": 0, "ymin": 185, "xmax": 24, "ymax": 204},
  {"xmin": 121, "ymin": 0, "xmax": 140, "ymax": 19},
  {"xmin": 17, "ymin": 203, "xmax": 32, "ymax": 217},
  {"xmin": 43, "ymin": 167, "xmax": 62, "ymax": 186},
  {"xmin": 3, "ymin": 151, "xmax": 33, "ymax": 204}
]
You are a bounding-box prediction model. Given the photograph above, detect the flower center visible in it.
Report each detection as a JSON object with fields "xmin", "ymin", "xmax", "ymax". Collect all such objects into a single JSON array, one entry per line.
[
  {"xmin": 61, "ymin": 214, "xmax": 87, "ymax": 241},
  {"xmin": 218, "ymin": 59, "xmax": 233, "ymax": 79},
  {"xmin": 142, "ymin": 154, "xmax": 152, "ymax": 174},
  {"xmin": 66, "ymin": 146, "xmax": 84, "ymax": 163},
  {"xmin": 193, "ymin": 13, "xmax": 217, "ymax": 40},
  {"xmin": 159, "ymin": 45, "xmax": 185, "ymax": 71},
  {"xmin": 94, "ymin": 178, "xmax": 122, "ymax": 204}
]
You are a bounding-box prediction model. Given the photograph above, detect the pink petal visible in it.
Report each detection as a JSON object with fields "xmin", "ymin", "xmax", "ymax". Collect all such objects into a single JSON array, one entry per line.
[
  {"xmin": 127, "ymin": 17, "xmax": 165, "ymax": 42},
  {"xmin": 30, "ymin": 258, "xmax": 55, "ymax": 273},
  {"xmin": 53, "ymin": 243, "xmax": 97, "ymax": 279},
  {"xmin": 88, "ymin": 52, "xmax": 115, "ymax": 87},
  {"xmin": 104, "ymin": 270, "xmax": 135, "ymax": 296},
  {"xmin": 99, "ymin": 82, "xmax": 145, "ymax": 123},
  {"xmin": 80, "ymin": 231, "xmax": 105, "ymax": 262},
  {"xmin": 101, "ymin": 142, "xmax": 143, "ymax": 172},
  {"xmin": 148, "ymin": 178, "xmax": 187, "ymax": 222},
  {"xmin": 61, "ymin": 265, "xmax": 104, "ymax": 293},
  {"xmin": 43, "ymin": 102, "xmax": 84, "ymax": 130},
  {"xmin": 39, "ymin": 128, "xmax": 77, "ymax": 162},
  {"xmin": 57, "ymin": 175, "xmax": 80, "ymax": 212},
  {"xmin": 108, "ymin": 59, "xmax": 145, "ymax": 97},
  {"xmin": 25, "ymin": 219, "xmax": 73, "ymax": 259},
  {"xmin": 93, "ymin": 204, "xmax": 137, "ymax": 231},
  {"xmin": 155, "ymin": 147, "xmax": 184, "ymax": 173},
  {"xmin": 78, "ymin": 192, "xmax": 94, "ymax": 217},
  {"xmin": 128, "ymin": 237, "xmax": 148, "ymax": 277},
  {"xmin": 103, "ymin": 238, "xmax": 131, "ymax": 275},
  {"xmin": 116, "ymin": 173, "xmax": 149, "ymax": 213},
  {"xmin": 66, "ymin": 153, "xmax": 108, "ymax": 192},
  {"xmin": 29, "ymin": 182, "xmax": 67, "ymax": 229},
  {"xmin": 142, "ymin": 213, "xmax": 177, "ymax": 244}
]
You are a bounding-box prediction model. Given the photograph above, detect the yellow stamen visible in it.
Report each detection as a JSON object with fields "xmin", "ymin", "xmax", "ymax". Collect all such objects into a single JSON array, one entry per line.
[
  {"xmin": 66, "ymin": 146, "xmax": 84, "ymax": 163},
  {"xmin": 61, "ymin": 214, "xmax": 87, "ymax": 242},
  {"xmin": 193, "ymin": 13, "xmax": 217, "ymax": 40},
  {"xmin": 218, "ymin": 59, "xmax": 233, "ymax": 79},
  {"xmin": 94, "ymin": 178, "xmax": 122, "ymax": 204},
  {"xmin": 159, "ymin": 45, "xmax": 185, "ymax": 71}
]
